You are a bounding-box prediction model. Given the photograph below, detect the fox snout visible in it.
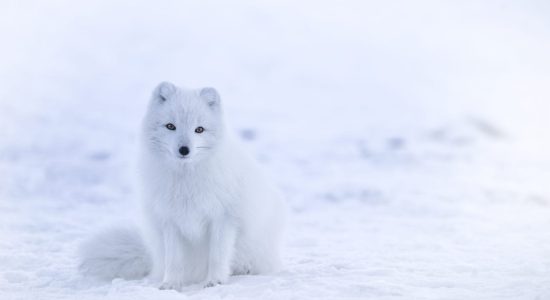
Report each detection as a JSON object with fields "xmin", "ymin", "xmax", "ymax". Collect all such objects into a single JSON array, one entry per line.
[{"xmin": 179, "ymin": 146, "xmax": 190, "ymax": 157}]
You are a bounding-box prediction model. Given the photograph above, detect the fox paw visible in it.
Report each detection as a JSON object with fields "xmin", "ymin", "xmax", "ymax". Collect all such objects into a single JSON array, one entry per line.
[
  {"xmin": 203, "ymin": 280, "xmax": 222, "ymax": 288},
  {"xmin": 232, "ymin": 265, "xmax": 251, "ymax": 275},
  {"xmin": 159, "ymin": 280, "xmax": 183, "ymax": 291}
]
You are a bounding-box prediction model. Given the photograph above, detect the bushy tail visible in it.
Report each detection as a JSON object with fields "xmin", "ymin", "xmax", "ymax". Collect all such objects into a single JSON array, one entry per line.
[{"xmin": 79, "ymin": 226, "xmax": 151, "ymax": 280}]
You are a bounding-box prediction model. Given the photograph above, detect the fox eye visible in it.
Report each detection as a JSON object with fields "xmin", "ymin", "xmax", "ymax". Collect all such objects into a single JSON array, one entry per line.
[
  {"xmin": 165, "ymin": 123, "xmax": 176, "ymax": 130},
  {"xmin": 195, "ymin": 126, "xmax": 204, "ymax": 134}
]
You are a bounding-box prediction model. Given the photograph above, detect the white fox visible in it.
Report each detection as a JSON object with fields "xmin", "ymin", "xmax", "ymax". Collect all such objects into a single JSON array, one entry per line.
[{"xmin": 79, "ymin": 82, "xmax": 287, "ymax": 290}]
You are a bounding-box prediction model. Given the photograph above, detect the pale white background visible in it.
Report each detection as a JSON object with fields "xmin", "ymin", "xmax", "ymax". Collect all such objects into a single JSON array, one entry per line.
[{"xmin": 1, "ymin": 1, "xmax": 550, "ymax": 299}]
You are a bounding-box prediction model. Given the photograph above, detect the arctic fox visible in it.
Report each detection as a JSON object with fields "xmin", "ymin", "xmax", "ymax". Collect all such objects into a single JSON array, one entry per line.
[{"xmin": 79, "ymin": 82, "xmax": 287, "ymax": 290}]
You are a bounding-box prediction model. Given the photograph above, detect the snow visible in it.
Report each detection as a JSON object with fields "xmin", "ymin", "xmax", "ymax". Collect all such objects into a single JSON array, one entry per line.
[{"xmin": 1, "ymin": 1, "xmax": 550, "ymax": 299}]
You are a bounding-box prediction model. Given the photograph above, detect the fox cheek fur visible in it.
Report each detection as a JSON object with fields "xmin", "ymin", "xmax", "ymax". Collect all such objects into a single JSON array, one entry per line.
[{"xmin": 79, "ymin": 82, "xmax": 287, "ymax": 290}]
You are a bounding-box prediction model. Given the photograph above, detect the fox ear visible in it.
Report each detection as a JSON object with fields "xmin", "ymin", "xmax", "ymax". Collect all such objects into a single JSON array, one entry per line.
[
  {"xmin": 153, "ymin": 81, "xmax": 176, "ymax": 102},
  {"xmin": 199, "ymin": 87, "xmax": 220, "ymax": 109}
]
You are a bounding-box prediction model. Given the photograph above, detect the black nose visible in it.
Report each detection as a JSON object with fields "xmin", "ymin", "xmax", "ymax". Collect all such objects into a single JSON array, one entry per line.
[{"xmin": 179, "ymin": 146, "xmax": 190, "ymax": 156}]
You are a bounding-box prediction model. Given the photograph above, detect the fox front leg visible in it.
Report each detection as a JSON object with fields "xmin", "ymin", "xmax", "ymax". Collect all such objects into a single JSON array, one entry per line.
[
  {"xmin": 159, "ymin": 225, "xmax": 186, "ymax": 291},
  {"xmin": 204, "ymin": 219, "xmax": 237, "ymax": 288}
]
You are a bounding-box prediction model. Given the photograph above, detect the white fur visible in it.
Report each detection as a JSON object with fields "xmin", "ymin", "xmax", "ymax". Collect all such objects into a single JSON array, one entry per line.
[
  {"xmin": 78, "ymin": 227, "xmax": 151, "ymax": 280},
  {"xmin": 79, "ymin": 82, "xmax": 287, "ymax": 290}
]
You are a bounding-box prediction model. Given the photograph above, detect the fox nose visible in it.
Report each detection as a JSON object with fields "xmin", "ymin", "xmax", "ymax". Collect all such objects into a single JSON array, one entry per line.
[{"xmin": 179, "ymin": 146, "xmax": 190, "ymax": 156}]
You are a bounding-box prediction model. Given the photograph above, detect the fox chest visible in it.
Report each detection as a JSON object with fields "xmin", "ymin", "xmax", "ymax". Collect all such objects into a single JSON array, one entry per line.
[{"xmin": 148, "ymin": 183, "xmax": 226, "ymax": 240}]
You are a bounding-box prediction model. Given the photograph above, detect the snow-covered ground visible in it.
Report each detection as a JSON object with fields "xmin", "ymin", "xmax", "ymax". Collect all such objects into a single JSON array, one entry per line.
[{"xmin": 1, "ymin": 1, "xmax": 550, "ymax": 299}]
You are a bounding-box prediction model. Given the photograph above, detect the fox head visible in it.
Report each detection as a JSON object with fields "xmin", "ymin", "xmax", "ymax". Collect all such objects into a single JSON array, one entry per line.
[{"xmin": 142, "ymin": 82, "xmax": 225, "ymax": 164}]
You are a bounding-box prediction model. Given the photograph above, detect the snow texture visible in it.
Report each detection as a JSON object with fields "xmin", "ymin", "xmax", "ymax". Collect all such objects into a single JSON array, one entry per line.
[{"xmin": 1, "ymin": 1, "xmax": 550, "ymax": 299}]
